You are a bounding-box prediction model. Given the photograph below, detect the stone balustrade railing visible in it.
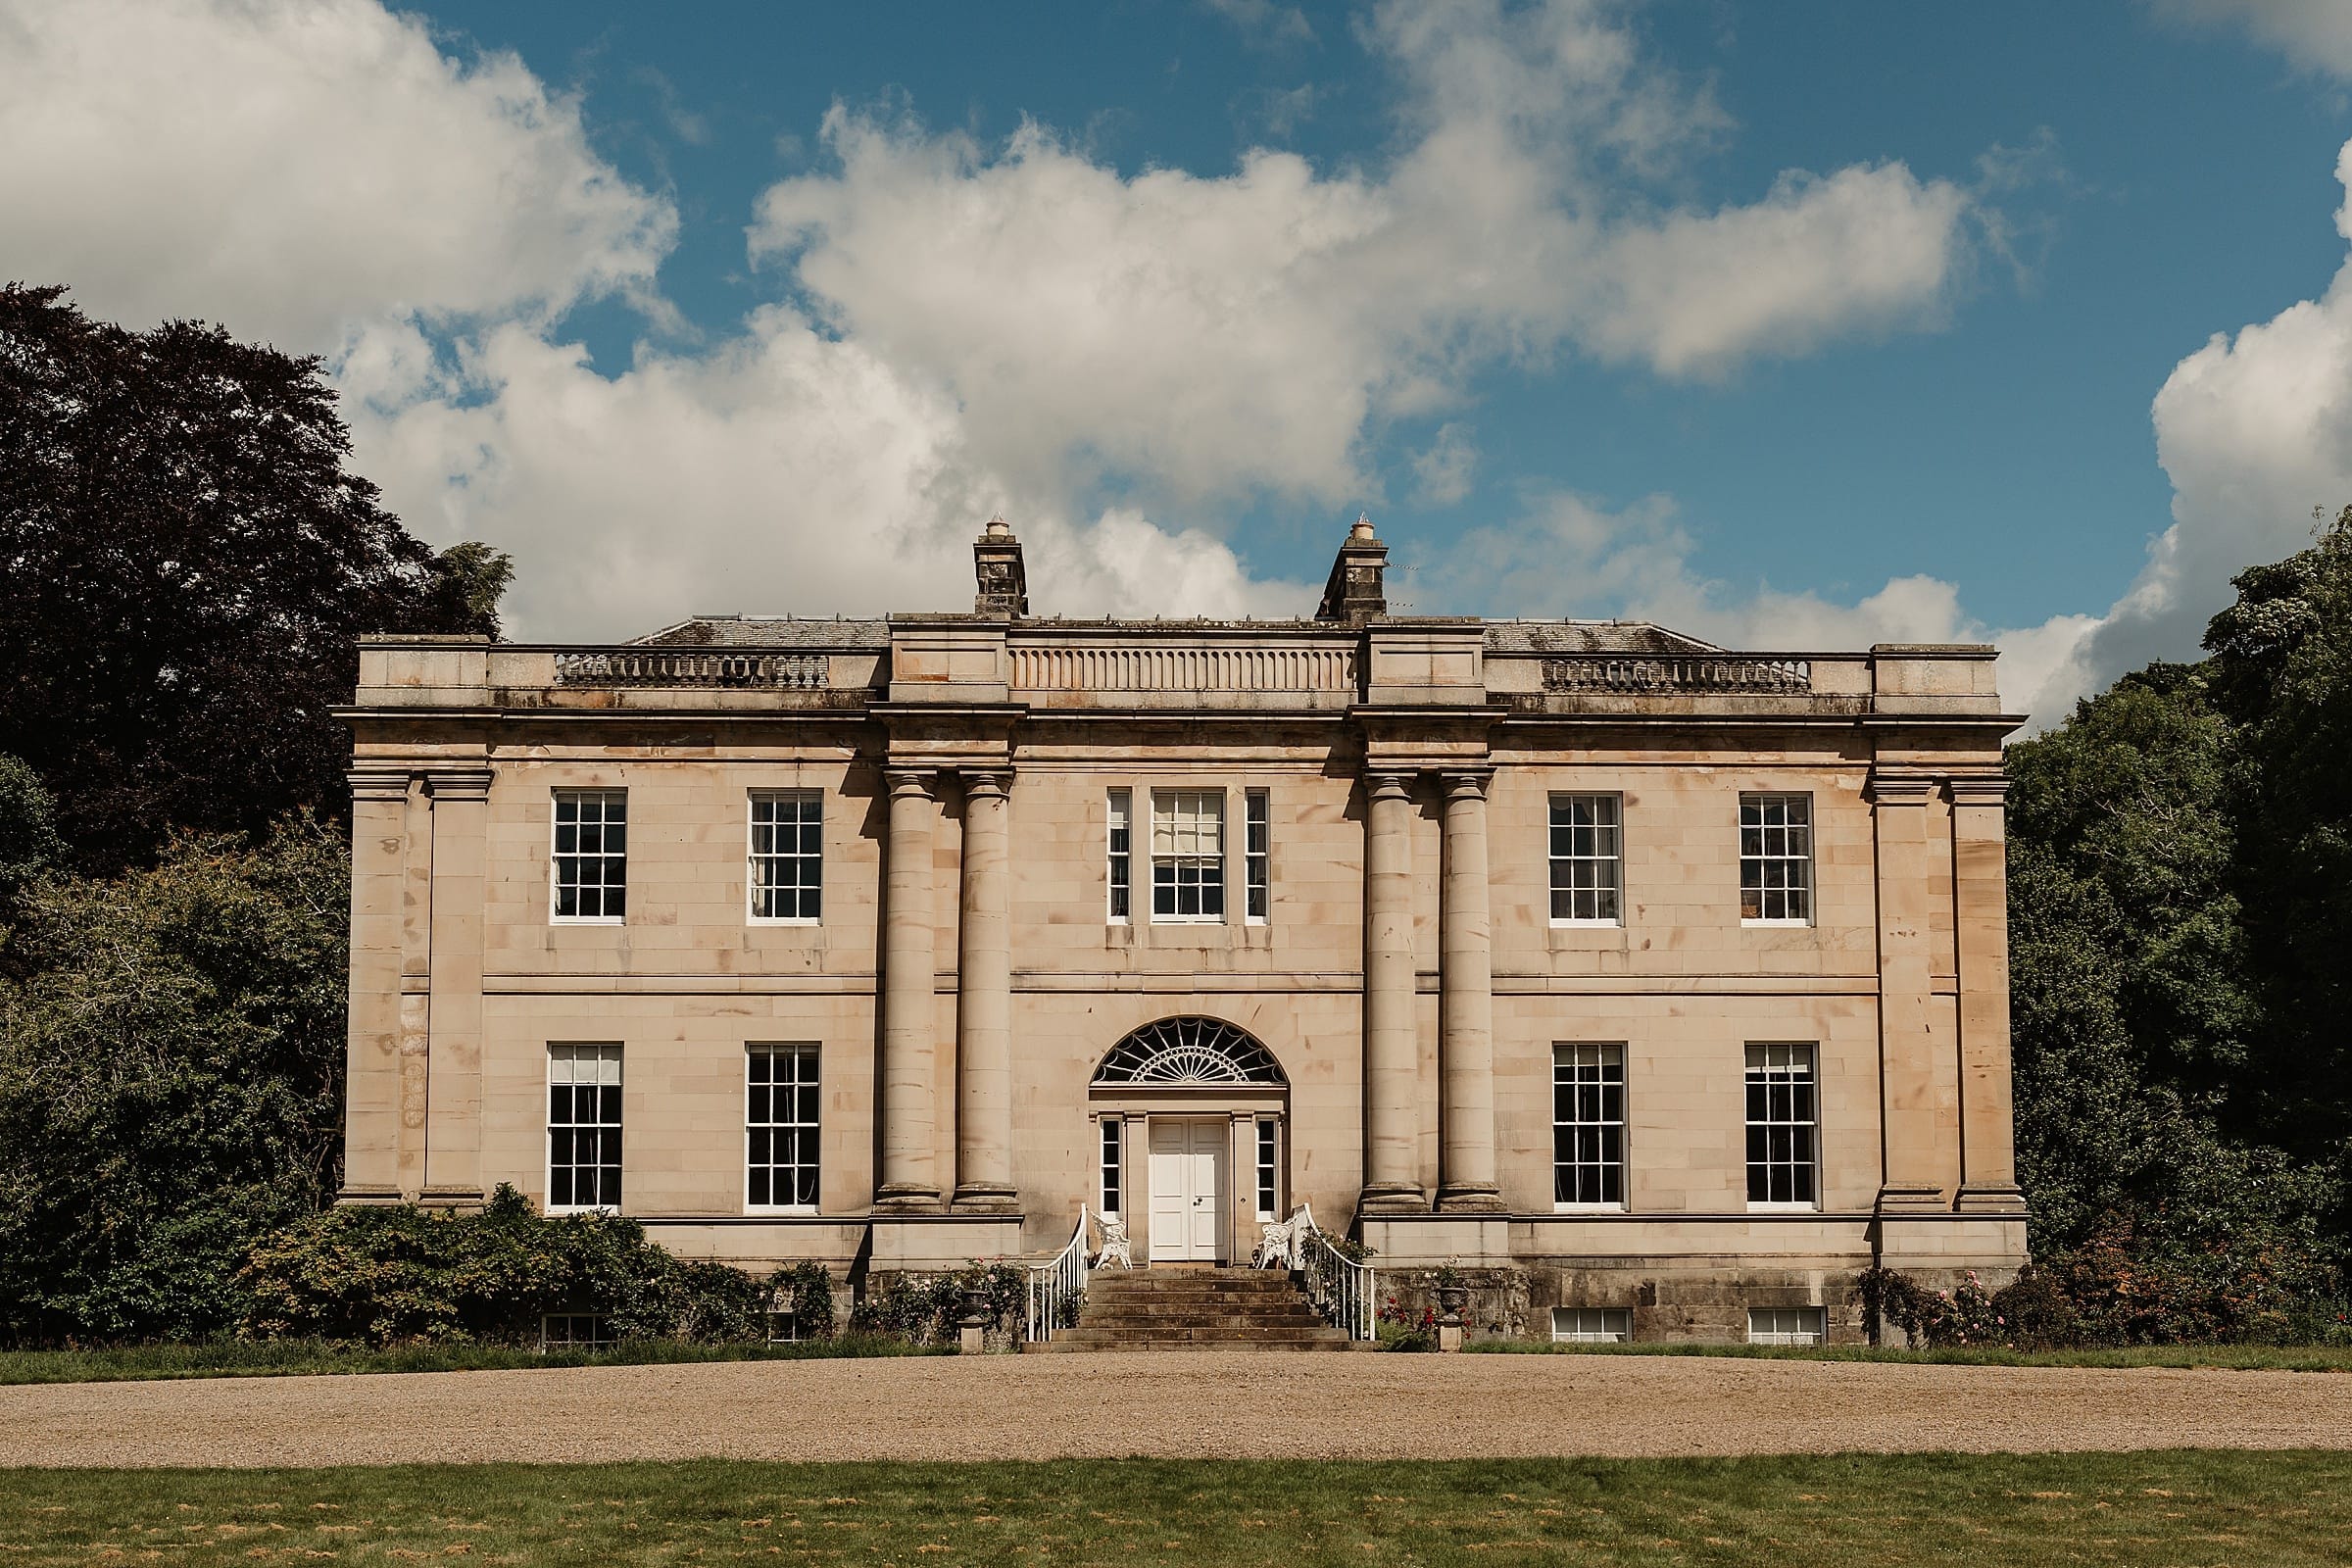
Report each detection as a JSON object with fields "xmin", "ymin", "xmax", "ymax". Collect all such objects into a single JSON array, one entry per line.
[
  {"xmin": 1011, "ymin": 642, "xmax": 1356, "ymax": 693},
  {"xmin": 552, "ymin": 650, "xmax": 833, "ymax": 689},
  {"xmin": 1541, "ymin": 655, "xmax": 1812, "ymax": 694}
]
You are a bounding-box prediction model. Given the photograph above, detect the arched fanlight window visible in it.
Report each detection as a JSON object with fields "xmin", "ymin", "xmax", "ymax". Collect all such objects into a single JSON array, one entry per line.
[{"xmin": 1093, "ymin": 1017, "xmax": 1285, "ymax": 1086}]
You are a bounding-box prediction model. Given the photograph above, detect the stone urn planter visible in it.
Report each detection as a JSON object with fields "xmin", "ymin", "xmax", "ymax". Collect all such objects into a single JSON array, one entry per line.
[
  {"xmin": 1435, "ymin": 1285, "xmax": 1470, "ymax": 1326},
  {"xmin": 957, "ymin": 1287, "xmax": 992, "ymax": 1331}
]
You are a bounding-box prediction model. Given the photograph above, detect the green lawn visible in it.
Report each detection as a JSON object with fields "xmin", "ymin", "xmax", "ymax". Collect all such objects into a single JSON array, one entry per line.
[{"xmin": 1, "ymin": 1452, "xmax": 2347, "ymax": 1566}]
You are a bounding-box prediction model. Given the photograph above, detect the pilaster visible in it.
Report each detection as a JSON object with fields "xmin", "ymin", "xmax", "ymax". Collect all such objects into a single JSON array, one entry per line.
[
  {"xmin": 1949, "ymin": 773, "xmax": 2029, "ymax": 1214},
  {"xmin": 419, "ymin": 765, "xmax": 491, "ymax": 1209},
  {"xmin": 1869, "ymin": 764, "xmax": 1947, "ymax": 1214},
  {"xmin": 339, "ymin": 769, "xmax": 412, "ymax": 1202}
]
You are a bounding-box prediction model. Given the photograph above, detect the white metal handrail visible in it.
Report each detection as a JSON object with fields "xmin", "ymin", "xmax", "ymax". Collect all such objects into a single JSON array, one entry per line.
[
  {"xmin": 1294, "ymin": 1201, "xmax": 1376, "ymax": 1342},
  {"xmin": 1025, "ymin": 1205, "xmax": 1092, "ymax": 1344}
]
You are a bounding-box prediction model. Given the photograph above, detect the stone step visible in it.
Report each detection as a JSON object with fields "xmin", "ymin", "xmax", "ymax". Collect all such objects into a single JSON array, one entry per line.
[
  {"xmin": 1044, "ymin": 1327, "xmax": 1348, "ymax": 1347},
  {"xmin": 1077, "ymin": 1316, "xmax": 1336, "ymax": 1325},
  {"xmin": 1036, "ymin": 1265, "xmax": 1351, "ymax": 1352},
  {"xmin": 1025, "ymin": 1345, "xmax": 1354, "ymax": 1353}
]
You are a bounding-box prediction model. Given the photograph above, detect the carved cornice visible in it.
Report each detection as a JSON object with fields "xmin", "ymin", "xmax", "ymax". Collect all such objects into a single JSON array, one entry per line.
[
  {"xmin": 1946, "ymin": 774, "xmax": 2010, "ymax": 808},
  {"xmin": 1864, "ymin": 765, "xmax": 1939, "ymax": 807},
  {"xmin": 347, "ymin": 768, "xmax": 414, "ymax": 803}
]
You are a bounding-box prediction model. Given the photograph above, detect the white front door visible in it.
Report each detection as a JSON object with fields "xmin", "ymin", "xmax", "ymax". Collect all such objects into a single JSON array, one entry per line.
[{"xmin": 1147, "ymin": 1118, "xmax": 1225, "ymax": 1262}]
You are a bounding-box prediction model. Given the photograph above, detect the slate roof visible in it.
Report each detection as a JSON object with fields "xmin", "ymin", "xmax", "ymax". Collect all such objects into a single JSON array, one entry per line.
[{"xmin": 630, "ymin": 612, "xmax": 1718, "ymax": 655}]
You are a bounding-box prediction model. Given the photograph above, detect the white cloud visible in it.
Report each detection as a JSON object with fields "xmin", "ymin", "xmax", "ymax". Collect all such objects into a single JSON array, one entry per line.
[
  {"xmin": 1201, "ymin": 0, "xmax": 1315, "ymax": 51},
  {"xmin": 0, "ymin": 0, "xmax": 1997, "ymax": 660},
  {"xmin": 1585, "ymin": 164, "xmax": 1968, "ymax": 378},
  {"xmin": 346, "ymin": 313, "xmax": 1304, "ymax": 639},
  {"xmin": 1410, "ymin": 423, "xmax": 1480, "ymax": 508},
  {"xmin": 0, "ymin": 0, "xmax": 673, "ymax": 349},
  {"xmin": 2017, "ymin": 135, "xmax": 2352, "ymax": 722},
  {"xmin": 753, "ymin": 0, "xmax": 1978, "ymax": 508},
  {"xmin": 1422, "ymin": 488, "xmax": 2090, "ymax": 716},
  {"xmin": 2151, "ymin": 0, "xmax": 2352, "ymax": 77}
]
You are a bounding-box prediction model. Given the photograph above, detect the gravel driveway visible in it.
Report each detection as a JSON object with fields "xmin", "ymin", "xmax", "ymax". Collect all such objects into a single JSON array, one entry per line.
[{"xmin": 5, "ymin": 1354, "xmax": 2348, "ymax": 1469}]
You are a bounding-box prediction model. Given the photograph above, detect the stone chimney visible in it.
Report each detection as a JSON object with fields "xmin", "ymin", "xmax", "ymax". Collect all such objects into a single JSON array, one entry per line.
[
  {"xmin": 1315, "ymin": 513, "xmax": 1388, "ymax": 623},
  {"xmin": 973, "ymin": 514, "xmax": 1029, "ymax": 617}
]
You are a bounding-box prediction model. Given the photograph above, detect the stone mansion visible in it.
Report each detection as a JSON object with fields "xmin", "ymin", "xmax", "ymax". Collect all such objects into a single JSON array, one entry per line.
[{"xmin": 338, "ymin": 517, "xmax": 2028, "ymax": 1344}]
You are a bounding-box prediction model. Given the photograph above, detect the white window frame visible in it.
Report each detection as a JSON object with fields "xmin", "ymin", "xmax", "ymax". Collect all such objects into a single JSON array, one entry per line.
[
  {"xmin": 1747, "ymin": 1305, "xmax": 1826, "ymax": 1347},
  {"xmin": 747, "ymin": 791, "xmax": 822, "ymax": 925},
  {"xmin": 550, "ymin": 789, "xmax": 627, "ymax": 925},
  {"xmin": 745, "ymin": 1043, "xmax": 820, "ymax": 1213},
  {"xmin": 1150, "ymin": 789, "xmax": 1227, "ymax": 923},
  {"xmin": 1099, "ymin": 1116, "xmax": 1124, "ymax": 1217},
  {"xmin": 1254, "ymin": 1117, "xmax": 1279, "ymax": 1221},
  {"xmin": 1550, "ymin": 1307, "xmax": 1632, "ymax": 1344},
  {"xmin": 1106, "ymin": 790, "xmax": 1132, "ymax": 924},
  {"xmin": 1548, "ymin": 792, "xmax": 1624, "ymax": 926},
  {"xmin": 546, "ymin": 1043, "xmax": 622, "ymax": 1214},
  {"xmin": 1744, "ymin": 1042, "xmax": 1820, "ymax": 1210},
  {"xmin": 1552, "ymin": 1043, "xmax": 1627, "ymax": 1210},
  {"xmin": 1244, "ymin": 789, "xmax": 1270, "ymax": 925},
  {"xmin": 1740, "ymin": 791, "xmax": 1814, "ymax": 926}
]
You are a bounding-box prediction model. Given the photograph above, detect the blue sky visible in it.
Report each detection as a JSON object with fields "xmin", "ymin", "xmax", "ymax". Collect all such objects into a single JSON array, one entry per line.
[
  {"xmin": 10, "ymin": 0, "xmax": 2352, "ymax": 721},
  {"xmin": 454, "ymin": 1, "xmax": 2345, "ymax": 632}
]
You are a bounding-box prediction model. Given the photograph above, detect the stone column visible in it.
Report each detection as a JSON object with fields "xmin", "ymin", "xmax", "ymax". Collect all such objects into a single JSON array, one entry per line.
[
  {"xmin": 340, "ymin": 769, "xmax": 412, "ymax": 1202},
  {"xmin": 420, "ymin": 766, "xmax": 492, "ymax": 1208},
  {"xmin": 1869, "ymin": 766, "xmax": 1946, "ymax": 1212},
  {"xmin": 1437, "ymin": 771, "xmax": 1504, "ymax": 1211},
  {"xmin": 953, "ymin": 770, "xmax": 1017, "ymax": 1210},
  {"xmin": 1950, "ymin": 776, "xmax": 2029, "ymax": 1211},
  {"xmin": 878, "ymin": 768, "xmax": 942, "ymax": 1209},
  {"xmin": 1360, "ymin": 771, "xmax": 1425, "ymax": 1212}
]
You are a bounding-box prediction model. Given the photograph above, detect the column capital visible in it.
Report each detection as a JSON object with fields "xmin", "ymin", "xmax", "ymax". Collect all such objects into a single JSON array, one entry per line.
[
  {"xmin": 1364, "ymin": 770, "xmax": 1417, "ymax": 800},
  {"xmin": 348, "ymin": 768, "xmax": 414, "ymax": 802},
  {"xmin": 885, "ymin": 766, "xmax": 939, "ymax": 799},
  {"xmin": 423, "ymin": 767, "xmax": 494, "ymax": 803},
  {"xmin": 959, "ymin": 768, "xmax": 1014, "ymax": 802},
  {"xmin": 1439, "ymin": 769, "xmax": 1494, "ymax": 802}
]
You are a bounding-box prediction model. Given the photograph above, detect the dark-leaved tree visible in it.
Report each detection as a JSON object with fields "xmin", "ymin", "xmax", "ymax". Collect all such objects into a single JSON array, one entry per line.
[
  {"xmin": 0, "ymin": 283, "xmax": 509, "ymax": 871},
  {"xmin": 2005, "ymin": 512, "xmax": 2352, "ymax": 1337},
  {"xmin": 0, "ymin": 803, "xmax": 350, "ymax": 1342},
  {"xmin": 2203, "ymin": 505, "xmax": 2352, "ymax": 1164}
]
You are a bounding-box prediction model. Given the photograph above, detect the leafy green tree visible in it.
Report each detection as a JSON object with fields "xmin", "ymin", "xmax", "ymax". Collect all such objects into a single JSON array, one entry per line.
[
  {"xmin": 0, "ymin": 754, "xmax": 62, "ymax": 913},
  {"xmin": 2202, "ymin": 505, "xmax": 2352, "ymax": 1161},
  {"xmin": 2004, "ymin": 516, "xmax": 2352, "ymax": 1331},
  {"xmin": 0, "ymin": 283, "xmax": 508, "ymax": 871},
  {"xmin": 0, "ymin": 820, "xmax": 348, "ymax": 1343}
]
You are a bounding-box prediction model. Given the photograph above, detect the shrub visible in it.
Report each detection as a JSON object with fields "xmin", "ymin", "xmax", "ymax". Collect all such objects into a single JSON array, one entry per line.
[
  {"xmin": 240, "ymin": 1185, "xmax": 783, "ymax": 1348},
  {"xmin": 848, "ymin": 1262, "xmax": 1025, "ymax": 1344}
]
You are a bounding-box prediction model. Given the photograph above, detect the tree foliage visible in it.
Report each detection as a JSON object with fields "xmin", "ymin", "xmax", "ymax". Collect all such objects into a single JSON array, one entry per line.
[
  {"xmin": 2006, "ymin": 509, "xmax": 2352, "ymax": 1330},
  {"xmin": 0, "ymin": 808, "xmax": 349, "ymax": 1343},
  {"xmin": 0, "ymin": 283, "xmax": 507, "ymax": 871},
  {"xmin": 242, "ymin": 1186, "xmax": 781, "ymax": 1348}
]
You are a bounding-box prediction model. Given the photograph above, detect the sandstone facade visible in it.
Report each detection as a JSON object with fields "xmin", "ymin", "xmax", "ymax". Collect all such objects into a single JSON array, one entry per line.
[{"xmin": 339, "ymin": 518, "xmax": 2027, "ymax": 1344}]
